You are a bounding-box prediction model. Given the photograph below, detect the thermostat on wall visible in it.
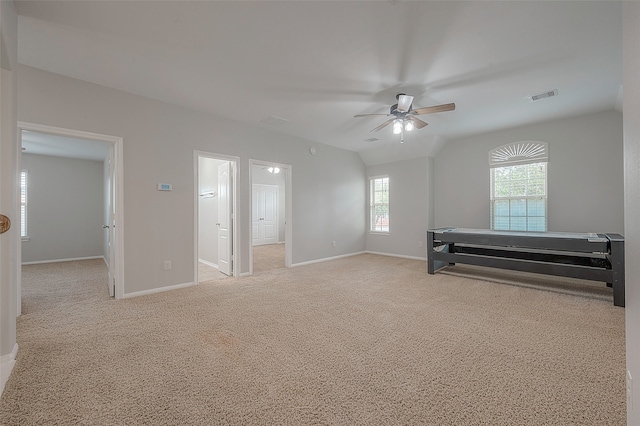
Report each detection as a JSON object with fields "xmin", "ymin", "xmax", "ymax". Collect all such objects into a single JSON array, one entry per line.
[{"xmin": 157, "ymin": 183, "xmax": 172, "ymax": 191}]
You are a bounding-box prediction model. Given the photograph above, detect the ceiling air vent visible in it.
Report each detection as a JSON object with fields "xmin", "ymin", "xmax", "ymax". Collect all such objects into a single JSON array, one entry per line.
[
  {"xmin": 260, "ymin": 115, "xmax": 289, "ymax": 127},
  {"xmin": 364, "ymin": 137, "xmax": 379, "ymax": 142},
  {"xmin": 529, "ymin": 89, "xmax": 558, "ymax": 102}
]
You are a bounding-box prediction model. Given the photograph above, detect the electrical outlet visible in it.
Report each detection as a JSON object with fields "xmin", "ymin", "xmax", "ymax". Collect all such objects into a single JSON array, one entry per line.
[
  {"xmin": 418, "ymin": 240, "xmax": 423, "ymax": 248},
  {"xmin": 628, "ymin": 370, "xmax": 633, "ymax": 410},
  {"xmin": 332, "ymin": 241, "xmax": 336, "ymax": 247},
  {"xmin": 164, "ymin": 261, "xmax": 172, "ymax": 270}
]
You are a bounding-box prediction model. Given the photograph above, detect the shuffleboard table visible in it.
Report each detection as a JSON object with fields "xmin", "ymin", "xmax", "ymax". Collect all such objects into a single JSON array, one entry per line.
[{"xmin": 427, "ymin": 228, "xmax": 625, "ymax": 307}]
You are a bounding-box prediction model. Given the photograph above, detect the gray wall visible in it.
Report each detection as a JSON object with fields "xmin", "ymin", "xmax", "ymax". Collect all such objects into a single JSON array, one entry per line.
[
  {"xmin": 434, "ymin": 110, "xmax": 624, "ymax": 234},
  {"xmin": 17, "ymin": 65, "xmax": 366, "ymax": 294},
  {"xmin": 0, "ymin": 0, "xmax": 18, "ymax": 368},
  {"xmin": 21, "ymin": 153, "xmax": 105, "ymax": 263},
  {"xmin": 252, "ymin": 164, "xmax": 286, "ymax": 243},
  {"xmin": 624, "ymin": 3, "xmax": 640, "ymax": 423},
  {"xmin": 366, "ymin": 156, "xmax": 433, "ymax": 259}
]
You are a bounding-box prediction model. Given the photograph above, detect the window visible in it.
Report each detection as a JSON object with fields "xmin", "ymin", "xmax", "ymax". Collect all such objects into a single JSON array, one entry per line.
[
  {"xmin": 489, "ymin": 142, "xmax": 548, "ymax": 232},
  {"xmin": 21, "ymin": 170, "xmax": 28, "ymax": 238},
  {"xmin": 369, "ymin": 176, "xmax": 389, "ymax": 232}
]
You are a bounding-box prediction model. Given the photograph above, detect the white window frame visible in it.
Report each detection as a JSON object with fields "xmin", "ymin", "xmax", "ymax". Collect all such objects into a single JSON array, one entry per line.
[
  {"xmin": 489, "ymin": 142, "xmax": 548, "ymax": 232},
  {"xmin": 21, "ymin": 169, "xmax": 28, "ymax": 239},
  {"xmin": 369, "ymin": 175, "xmax": 389, "ymax": 233}
]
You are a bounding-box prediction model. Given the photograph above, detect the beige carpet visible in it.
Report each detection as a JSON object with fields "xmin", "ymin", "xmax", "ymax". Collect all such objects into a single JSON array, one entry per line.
[
  {"xmin": 252, "ymin": 243, "xmax": 285, "ymax": 273},
  {"xmin": 0, "ymin": 255, "xmax": 625, "ymax": 425},
  {"xmin": 198, "ymin": 262, "xmax": 227, "ymax": 283}
]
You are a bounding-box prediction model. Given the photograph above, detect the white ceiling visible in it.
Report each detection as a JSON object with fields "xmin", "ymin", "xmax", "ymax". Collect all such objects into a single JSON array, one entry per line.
[{"xmin": 14, "ymin": 1, "xmax": 622, "ymax": 165}]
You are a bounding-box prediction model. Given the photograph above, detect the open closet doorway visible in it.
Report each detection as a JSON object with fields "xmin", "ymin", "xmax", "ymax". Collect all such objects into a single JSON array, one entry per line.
[
  {"xmin": 18, "ymin": 122, "xmax": 124, "ymax": 306},
  {"xmin": 195, "ymin": 152, "xmax": 238, "ymax": 283},
  {"xmin": 249, "ymin": 160, "xmax": 292, "ymax": 274}
]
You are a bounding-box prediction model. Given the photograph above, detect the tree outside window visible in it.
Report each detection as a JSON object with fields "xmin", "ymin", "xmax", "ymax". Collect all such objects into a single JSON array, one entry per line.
[
  {"xmin": 491, "ymin": 162, "xmax": 547, "ymax": 231},
  {"xmin": 21, "ymin": 170, "xmax": 28, "ymax": 238},
  {"xmin": 489, "ymin": 142, "xmax": 548, "ymax": 232},
  {"xmin": 369, "ymin": 176, "xmax": 389, "ymax": 232}
]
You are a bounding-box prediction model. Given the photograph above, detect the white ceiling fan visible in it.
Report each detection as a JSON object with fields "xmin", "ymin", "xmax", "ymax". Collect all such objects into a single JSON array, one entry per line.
[{"xmin": 355, "ymin": 94, "xmax": 455, "ymax": 142}]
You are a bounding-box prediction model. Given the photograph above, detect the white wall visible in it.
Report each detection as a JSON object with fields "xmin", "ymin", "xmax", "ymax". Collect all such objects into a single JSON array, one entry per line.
[
  {"xmin": 366, "ymin": 156, "xmax": 433, "ymax": 259},
  {"xmin": 21, "ymin": 153, "xmax": 105, "ymax": 263},
  {"xmin": 17, "ymin": 65, "xmax": 366, "ymax": 294},
  {"xmin": 0, "ymin": 0, "xmax": 18, "ymax": 394},
  {"xmin": 252, "ymin": 164, "xmax": 286, "ymax": 243},
  {"xmin": 624, "ymin": 3, "xmax": 640, "ymax": 424},
  {"xmin": 434, "ymin": 110, "xmax": 624, "ymax": 234}
]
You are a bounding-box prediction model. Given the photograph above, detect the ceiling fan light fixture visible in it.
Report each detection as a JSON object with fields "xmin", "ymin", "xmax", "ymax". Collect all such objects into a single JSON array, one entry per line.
[
  {"xmin": 354, "ymin": 95, "xmax": 454, "ymax": 137},
  {"xmin": 267, "ymin": 166, "xmax": 280, "ymax": 174},
  {"xmin": 392, "ymin": 119, "xmax": 403, "ymax": 135}
]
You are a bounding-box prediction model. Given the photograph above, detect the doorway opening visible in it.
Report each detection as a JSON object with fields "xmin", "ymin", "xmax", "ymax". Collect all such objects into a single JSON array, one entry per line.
[
  {"xmin": 194, "ymin": 152, "xmax": 238, "ymax": 283},
  {"xmin": 249, "ymin": 160, "xmax": 292, "ymax": 274},
  {"xmin": 17, "ymin": 122, "xmax": 124, "ymax": 308}
]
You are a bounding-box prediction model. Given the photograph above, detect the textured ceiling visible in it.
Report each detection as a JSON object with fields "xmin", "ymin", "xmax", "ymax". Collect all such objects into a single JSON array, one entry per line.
[{"xmin": 15, "ymin": 1, "xmax": 622, "ymax": 165}]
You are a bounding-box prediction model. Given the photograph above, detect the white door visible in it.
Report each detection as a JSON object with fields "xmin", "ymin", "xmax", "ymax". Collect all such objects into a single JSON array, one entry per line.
[
  {"xmin": 217, "ymin": 162, "xmax": 232, "ymax": 276},
  {"xmin": 252, "ymin": 184, "xmax": 278, "ymax": 246}
]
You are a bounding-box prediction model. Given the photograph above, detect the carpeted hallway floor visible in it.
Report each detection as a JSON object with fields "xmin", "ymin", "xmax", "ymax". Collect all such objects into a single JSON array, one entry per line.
[
  {"xmin": 198, "ymin": 243, "xmax": 285, "ymax": 283},
  {"xmin": 252, "ymin": 243, "xmax": 285, "ymax": 273},
  {"xmin": 0, "ymin": 254, "xmax": 625, "ymax": 425}
]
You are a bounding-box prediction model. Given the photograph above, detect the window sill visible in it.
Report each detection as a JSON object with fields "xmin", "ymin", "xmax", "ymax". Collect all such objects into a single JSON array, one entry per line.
[
  {"xmin": 21, "ymin": 237, "xmax": 30, "ymax": 242},
  {"xmin": 369, "ymin": 231, "xmax": 390, "ymax": 236}
]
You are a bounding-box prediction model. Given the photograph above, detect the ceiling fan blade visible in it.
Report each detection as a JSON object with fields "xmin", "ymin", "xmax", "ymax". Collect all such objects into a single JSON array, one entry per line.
[
  {"xmin": 354, "ymin": 113, "xmax": 391, "ymax": 118},
  {"xmin": 408, "ymin": 115, "xmax": 428, "ymax": 129},
  {"xmin": 396, "ymin": 94, "xmax": 414, "ymax": 113},
  {"xmin": 411, "ymin": 102, "xmax": 456, "ymax": 115},
  {"xmin": 371, "ymin": 118, "xmax": 395, "ymax": 132}
]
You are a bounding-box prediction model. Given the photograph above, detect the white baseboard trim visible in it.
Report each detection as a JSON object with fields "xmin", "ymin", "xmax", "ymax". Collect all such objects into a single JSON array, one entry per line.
[
  {"xmin": 1, "ymin": 344, "xmax": 18, "ymax": 396},
  {"xmin": 365, "ymin": 251, "xmax": 426, "ymax": 261},
  {"xmin": 198, "ymin": 258, "xmax": 218, "ymax": 269},
  {"xmin": 22, "ymin": 256, "xmax": 105, "ymax": 266},
  {"xmin": 291, "ymin": 251, "xmax": 366, "ymax": 268},
  {"xmin": 249, "ymin": 242, "xmax": 284, "ymax": 248},
  {"xmin": 123, "ymin": 281, "xmax": 195, "ymax": 299},
  {"xmin": 238, "ymin": 272, "xmax": 252, "ymax": 277}
]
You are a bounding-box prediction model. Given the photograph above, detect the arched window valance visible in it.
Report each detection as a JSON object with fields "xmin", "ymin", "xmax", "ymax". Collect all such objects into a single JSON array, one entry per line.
[{"xmin": 489, "ymin": 141, "xmax": 548, "ymax": 167}]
